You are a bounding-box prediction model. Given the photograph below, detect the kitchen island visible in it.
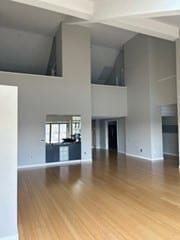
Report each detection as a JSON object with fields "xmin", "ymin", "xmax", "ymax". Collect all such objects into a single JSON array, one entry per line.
[{"xmin": 46, "ymin": 141, "xmax": 81, "ymax": 163}]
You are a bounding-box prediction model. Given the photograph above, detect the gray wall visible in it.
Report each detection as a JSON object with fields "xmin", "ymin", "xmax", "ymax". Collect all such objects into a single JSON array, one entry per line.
[
  {"xmin": 93, "ymin": 119, "xmax": 107, "ymax": 150},
  {"xmin": 99, "ymin": 120, "xmax": 106, "ymax": 149},
  {"xmin": 108, "ymin": 48, "xmax": 125, "ymax": 86},
  {"xmin": 0, "ymin": 26, "xmax": 52, "ymax": 75},
  {"xmin": 0, "ymin": 24, "xmax": 92, "ymax": 166},
  {"xmin": 162, "ymin": 117, "xmax": 178, "ymax": 156},
  {"xmin": 91, "ymin": 45, "xmax": 118, "ymax": 84},
  {"xmin": 176, "ymin": 39, "xmax": 180, "ymax": 165},
  {"xmin": 56, "ymin": 24, "xmax": 63, "ymax": 76},
  {"xmin": 94, "ymin": 119, "xmax": 101, "ymax": 149},
  {"xmin": 92, "ymin": 84, "xmax": 127, "ymax": 118},
  {"xmin": 125, "ymin": 35, "xmax": 176, "ymax": 160},
  {"xmin": 149, "ymin": 37, "xmax": 176, "ymax": 159},
  {"xmin": 117, "ymin": 118, "xmax": 126, "ymax": 153},
  {"xmin": 125, "ymin": 35, "xmax": 152, "ymax": 159}
]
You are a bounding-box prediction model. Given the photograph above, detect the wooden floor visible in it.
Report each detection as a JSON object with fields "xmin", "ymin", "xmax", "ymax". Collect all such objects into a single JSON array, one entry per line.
[{"xmin": 18, "ymin": 150, "xmax": 180, "ymax": 240}]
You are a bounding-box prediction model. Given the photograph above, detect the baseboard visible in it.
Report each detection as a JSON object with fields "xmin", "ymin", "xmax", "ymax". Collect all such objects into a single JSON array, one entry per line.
[
  {"xmin": 126, "ymin": 153, "xmax": 164, "ymax": 161},
  {"xmin": 118, "ymin": 151, "xmax": 125, "ymax": 154},
  {"xmin": 18, "ymin": 159, "xmax": 92, "ymax": 170},
  {"xmin": 0, "ymin": 234, "xmax": 18, "ymax": 240},
  {"xmin": 164, "ymin": 152, "xmax": 179, "ymax": 157}
]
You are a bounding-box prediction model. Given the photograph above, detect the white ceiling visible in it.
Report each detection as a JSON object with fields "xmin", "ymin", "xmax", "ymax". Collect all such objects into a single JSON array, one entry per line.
[
  {"xmin": 0, "ymin": 0, "xmax": 65, "ymax": 36},
  {"xmin": 154, "ymin": 15, "xmax": 180, "ymax": 27},
  {"xmin": 90, "ymin": 23, "xmax": 136, "ymax": 49}
]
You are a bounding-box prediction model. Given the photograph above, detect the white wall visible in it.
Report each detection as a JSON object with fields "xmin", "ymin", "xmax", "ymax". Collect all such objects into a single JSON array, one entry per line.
[
  {"xmin": 0, "ymin": 85, "xmax": 18, "ymax": 239},
  {"xmin": 0, "ymin": 24, "xmax": 92, "ymax": 167},
  {"xmin": 91, "ymin": 45, "xmax": 119, "ymax": 83},
  {"xmin": 92, "ymin": 84, "xmax": 127, "ymax": 118}
]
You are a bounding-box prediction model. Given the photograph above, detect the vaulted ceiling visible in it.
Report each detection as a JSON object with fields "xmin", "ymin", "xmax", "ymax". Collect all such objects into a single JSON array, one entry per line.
[{"xmin": 1, "ymin": 0, "xmax": 180, "ymax": 76}]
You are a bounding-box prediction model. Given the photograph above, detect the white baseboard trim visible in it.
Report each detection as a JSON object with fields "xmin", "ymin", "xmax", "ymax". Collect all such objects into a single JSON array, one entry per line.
[
  {"xmin": 18, "ymin": 159, "xmax": 92, "ymax": 170},
  {"xmin": 0, "ymin": 234, "xmax": 18, "ymax": 240},
  {"xmin": 126, "ymin": 153, "xmax": 164, "ymax": 161},
  {"xmin": 118, "ymin": 151, "xmax": 125, "ymax": 154},
  {"xmin": 164, "ymin": 152, "xmax": 179, "ymax": 157}
]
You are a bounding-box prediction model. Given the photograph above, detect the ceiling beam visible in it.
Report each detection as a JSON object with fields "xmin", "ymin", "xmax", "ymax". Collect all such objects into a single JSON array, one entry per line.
[
  {"xmin": 100, "ymin": 18, "xmax": 179, "ymax": 41},
  {"xmin": 9, "ymin": 0, "xmax": 180, "ymax": 41},
  {"xmin": 69, "ymin": 17, "xmax": 179, "ymax": 41},
  {"xmin": 93, "ymin": 0, "xmax": 180, "ymax": 20},
  {"xmin": 10, "ymin": 0, "xmax": 94, "ymax": 20}
]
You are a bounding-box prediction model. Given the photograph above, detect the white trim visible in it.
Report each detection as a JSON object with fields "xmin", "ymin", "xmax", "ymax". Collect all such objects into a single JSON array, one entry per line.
[
  {"xmin": 100, "ymin": 18, "xmax": 179, "ymax": 41},
  {"xmin": 0, "ymin": 234, "xmax": 18, "ymax": 240},
  {"xmin": 164, "ymin": 152, "xmax": 179, "ymax": 157},
  {"xmin": 126, "ymin": 153, "xmax": 164, "ymax": 161},
  {"xmin": 18, "ymin": 159, "xmax": 92, "ymax": 170},
  {"xmin": 118, "ymin": 151, "xmax": 125, "ymax": 154},
  {"xmin": 10, "ymin": 0, "xmax": 94, "ymax": 20}
]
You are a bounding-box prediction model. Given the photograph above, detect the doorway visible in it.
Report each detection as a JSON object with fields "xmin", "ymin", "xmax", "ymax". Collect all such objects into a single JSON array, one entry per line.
[
  {"xmin": 162, "ymin": 116, "xmax": 178, "ymax": 157},
  {"xmin": 108, "ymin": 121, "xmax": 117, "ymax": 151}
]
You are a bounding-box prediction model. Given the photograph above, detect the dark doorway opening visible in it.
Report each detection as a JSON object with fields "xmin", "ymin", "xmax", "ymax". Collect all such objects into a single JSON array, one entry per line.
[{"xmin": 108, "ymin": 121, "xmax": 117, "ymax": 151}]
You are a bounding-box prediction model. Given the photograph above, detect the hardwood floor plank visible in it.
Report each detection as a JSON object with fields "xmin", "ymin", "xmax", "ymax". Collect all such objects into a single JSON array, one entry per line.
[{"xmin": 18, "ymin": 150, "xmax": 180, "ymax": 239}]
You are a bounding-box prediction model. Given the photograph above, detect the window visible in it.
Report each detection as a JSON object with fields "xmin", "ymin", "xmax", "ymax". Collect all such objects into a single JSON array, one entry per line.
[
  {"xmin": 72, "ymin": 116, "xmax": 81, "ymax": 135},
  {"xmin": 51, "ymin": 124, "xmax": 59, "ymax": 143},
  {"xmin": 45, "ymin": 123, "xmax": 68, "ymax": 144},
  {"xmin": 60, "ymin": 124, "xmax": 67, "ymax": 142},
  {"xmin": 45, "ymin": 124, "xmax": 50, "ymax": 143}
]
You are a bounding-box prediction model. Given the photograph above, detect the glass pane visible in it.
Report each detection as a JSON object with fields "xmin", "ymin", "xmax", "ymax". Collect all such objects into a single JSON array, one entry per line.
[
  {"xmin": 45, "ymin": 124, "xmax": 50, "ymax": 143},
  {"xmin": 60, "ymin": 124, "xmax": 67, "ymax": 142},
  {"xmin": 72, "ymin": 122, "xmax": 81, "ymax": 135},
  {"xmin": 72, "ymin": 116, "xmax": 81, "ymax": 121},
  {"xmin": 51, "ymin": 124, "xmax": 59, "ymax": 143}
]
